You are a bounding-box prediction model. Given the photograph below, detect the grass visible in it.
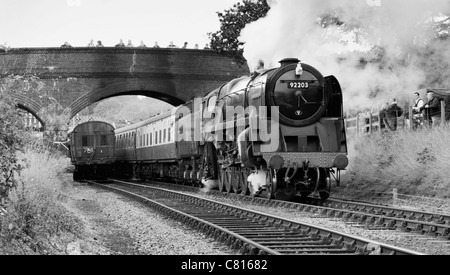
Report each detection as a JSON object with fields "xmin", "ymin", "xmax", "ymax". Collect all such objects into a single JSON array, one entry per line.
[
  {"xmin": 341, "ymin": 126, "xmax": 450, "ymax": 201},
  {"xmin": 0, "ymin": 141, "xmax": 81, "ymax": 255}
]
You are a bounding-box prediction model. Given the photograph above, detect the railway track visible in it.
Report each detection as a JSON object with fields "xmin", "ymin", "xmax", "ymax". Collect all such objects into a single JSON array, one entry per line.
[
  {"xmin": 146, "ymin": 180, "xmax": 450, "ymax": 241},
  {"xmin": 86, "ymin": 179, "xmax": 423, "ymax": 255}
]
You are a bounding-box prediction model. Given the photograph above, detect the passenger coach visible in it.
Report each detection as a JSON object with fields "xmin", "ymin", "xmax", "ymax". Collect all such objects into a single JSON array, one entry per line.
[
  {"xmin": 69, "ymin": 121, "xmax": 115, "ymax": 180},
  {"xmin": 114, "ymin": 112, "xmax": 178, "ymax": 179}
]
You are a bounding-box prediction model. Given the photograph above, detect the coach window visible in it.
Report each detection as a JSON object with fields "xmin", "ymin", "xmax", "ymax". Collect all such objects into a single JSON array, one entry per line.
[
  {"xmin": 101, "ymin": 135, "xmax": 107, "ymax": 146},
  {"xmin": 82, "ymin": 136, "xmax": 88, "ymax": 146},
  {"xmin": 163, "ymin": 129, "xmax": 166, "ymax": 143}
]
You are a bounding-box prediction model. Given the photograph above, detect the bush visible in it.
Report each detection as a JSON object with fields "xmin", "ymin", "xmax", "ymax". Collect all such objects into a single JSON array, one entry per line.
[
  {"xmin": 1, "ymin": 75, "xmax": 81, "ymax": 254},
  {"xmin": 0, "ymin": 76, "xmax": 26, "ymax": 208},
  {"xmin": 0, "ymin": 144, "xmax": 81, "ymax": 254}
]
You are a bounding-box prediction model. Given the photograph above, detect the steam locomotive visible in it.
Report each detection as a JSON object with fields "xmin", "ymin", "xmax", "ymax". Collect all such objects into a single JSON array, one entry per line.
[{"xmin": 113, "ymin": 58, "xmax": 348, "ymax": 200}]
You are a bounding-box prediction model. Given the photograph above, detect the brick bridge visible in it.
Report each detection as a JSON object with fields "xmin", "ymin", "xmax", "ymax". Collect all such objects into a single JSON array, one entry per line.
[{"xmin": 0, "ymin": 47, "xmax": 249, "ymax": 136}]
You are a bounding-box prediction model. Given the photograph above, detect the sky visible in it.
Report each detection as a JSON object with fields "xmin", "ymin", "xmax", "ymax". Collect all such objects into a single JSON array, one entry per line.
[{"xmin": 0, "ymin": 0, "xmax": 239, "ymax": 48}]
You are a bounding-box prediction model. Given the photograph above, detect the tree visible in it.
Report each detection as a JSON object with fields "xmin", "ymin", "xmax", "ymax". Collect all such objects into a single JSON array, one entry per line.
[
  {"xmin": 208, "ymin": 0, "xmax": 270, "ymax": 63},
  {"xmin": 0, "ymin": 76, "xmax": 28, "ymax": 207},
  {"xmin": 0, "ymin": 75, "xmax": 65, "ymax": 206}
]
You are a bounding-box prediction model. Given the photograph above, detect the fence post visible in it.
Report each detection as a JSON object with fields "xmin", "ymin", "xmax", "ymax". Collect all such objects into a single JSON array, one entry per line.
[
  {"xmin": 378, "ymin": 113, "xmax": 382, "ymax": 132},
  {"xmin": 441, "ymin": 100, "xmax": 446, "ymax": 126},
  {"xmin": 356, "ymin": 114, "xmax": 360, "ymax": 137},
  {"xmin": 393, "ymin": 188, "xmax": 398, "ymax": 206},
  {"xmin": 409, "ymin": 107, "xmax": 413, "ymax": 130}
]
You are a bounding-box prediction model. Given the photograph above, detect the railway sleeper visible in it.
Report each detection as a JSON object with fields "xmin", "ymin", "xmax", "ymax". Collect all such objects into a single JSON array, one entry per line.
[
  {"xmin": 342, "ymin": 212, "xmax": 354, "ymax": 221},
  {"xmin": 233, "ymin": 240, "xmax": 243, "ymax": 250},
  {"xmin": 385, "ymin": 219, "xmax": 397, "ymax": 230},
  {"xmin": 248, "ymin": 236, "xmax": 315, "ymax": 242},
  {"xmin": 257, "ymin": 239, "xmax": 328, "ymax": 245},
  {"xmin": 437, "ymin": 227, "xmax": 450, "ymax": 240},
  {"xmin": 266, "ymin": 244, "xmax": 342, "ymax": 250},
  {"xmin": 349, "ymin": 213, "xmax": 361, "ymax": 222},
  {"xmin": 279, "ymin": 247, "xmax": 356, "ymax": 255}
]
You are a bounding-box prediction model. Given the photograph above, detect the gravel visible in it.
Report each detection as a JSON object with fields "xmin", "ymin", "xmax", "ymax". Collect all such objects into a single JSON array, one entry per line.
[{"xmin": 58, "ymin": 173, "xmax": 234, "ymax": 255}]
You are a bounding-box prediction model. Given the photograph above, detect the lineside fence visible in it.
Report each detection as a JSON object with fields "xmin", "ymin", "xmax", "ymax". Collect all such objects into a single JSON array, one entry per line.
[{"xmin": 345, "ymin": 101, "xmax": 447, "ymax": 137}]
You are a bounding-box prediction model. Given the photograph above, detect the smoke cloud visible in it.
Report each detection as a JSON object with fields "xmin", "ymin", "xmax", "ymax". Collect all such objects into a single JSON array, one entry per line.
[{"xmin": 240, "ymin": 0, "xmax": 450, "ymax": 111}]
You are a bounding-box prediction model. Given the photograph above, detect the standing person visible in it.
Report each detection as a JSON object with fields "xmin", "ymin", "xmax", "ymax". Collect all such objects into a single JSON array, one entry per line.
[
  {"xmin": 96, "ymin": 40, "xmax": 104, "ymax": 47},
  {"xmin": 87, "ymin": 39, "xmax": 95, "ymax": 47},
  {"xmin": 182, "ymin": 42, "xmax": 188, "ymax": 48},
  {"xmin": 61, "ymin": 41, "xmax": 72, "ymax": 48},
  {"xmin": 126, "ymin": 40, "xmax": 134, "ymax": 47},
  {"xmin": 138, "ymin": 40, "xmax": 147, "ymax": 48},
  {"xmin": 379, "ymin": 102, "xmax": 390, "ymax": 130},
  {"xmin": 115, "ymin": 39, "xmax": 125, "ymax": 47},
  {"xmin": 412, "ymin": 92, "xmax": 424, "ymax": 130},
  {"xmin": 153, "ymin": 41, "xmax": 160, "ymax": 48},
  {"xmin": 422, "ymin": 91, "xmax": 441, "ymax": 127},
  {"xmin": 168, "ymin": 41, "xmax": 177, "ymax": 48},
  {"xmin": 386, "ymin": 98, "xmax": 403, "ymax": 131}
]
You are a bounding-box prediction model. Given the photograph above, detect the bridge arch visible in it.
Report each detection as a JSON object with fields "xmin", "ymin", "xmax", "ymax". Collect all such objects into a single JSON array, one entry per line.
[
  {"xmin": 68, "ymin": 88, "xmax": 186, "ymax": 119},
  {"xmin": 12, "ymin": 94, "xmax": 46, "ymax": 127}
]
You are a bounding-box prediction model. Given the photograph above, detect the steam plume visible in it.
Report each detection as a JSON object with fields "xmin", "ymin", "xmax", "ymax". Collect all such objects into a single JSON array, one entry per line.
[{"xmin": 240, "ymin": 0, "xmax": 450, "ymax": 111}]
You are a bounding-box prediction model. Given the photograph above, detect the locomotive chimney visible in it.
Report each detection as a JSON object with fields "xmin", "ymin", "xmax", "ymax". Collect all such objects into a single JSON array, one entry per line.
[{"xmin": 279, "ymin": 58, "xmax": 300, "ymax": 67}]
